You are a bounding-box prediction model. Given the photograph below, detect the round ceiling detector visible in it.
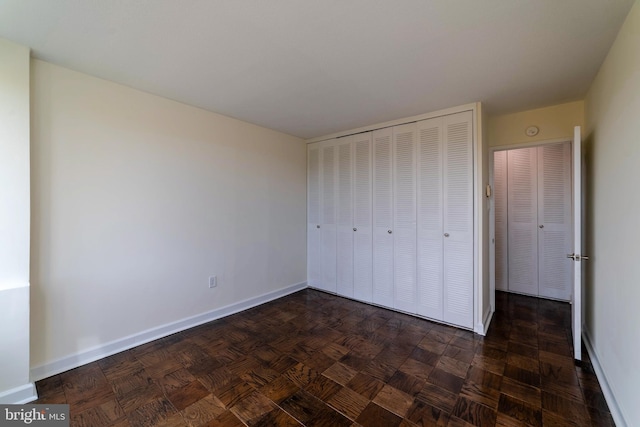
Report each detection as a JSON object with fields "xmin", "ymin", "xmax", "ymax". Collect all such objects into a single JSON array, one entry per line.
[{"xmin": 525, "ymin": 126, "xmax": 539, "ymax": 137}]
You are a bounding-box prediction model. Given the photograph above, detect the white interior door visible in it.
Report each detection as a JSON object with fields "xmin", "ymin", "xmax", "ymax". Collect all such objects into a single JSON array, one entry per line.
[
  {"xmin": 372, "ymin": 128, "xmax": 394, "ymax": 307},
  {"xmin": 393, "ymin": 123, "xmax": 417, "ymax": 313},
  {"xmin": 336, "ymin": 137, "xmax": 354, "ymax": 298},
  {"xmin": 571, "ymin": 126, "xmax": 583, "ymax": 361},
  {"xmin": 353, "ymin": 132, "xmax": 373, "ymax": 303}
]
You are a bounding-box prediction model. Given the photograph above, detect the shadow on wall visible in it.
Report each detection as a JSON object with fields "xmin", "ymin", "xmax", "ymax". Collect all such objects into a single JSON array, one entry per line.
[{"xmin": 582, "ymin": 130, "xmax": 596, "ymax": 337}]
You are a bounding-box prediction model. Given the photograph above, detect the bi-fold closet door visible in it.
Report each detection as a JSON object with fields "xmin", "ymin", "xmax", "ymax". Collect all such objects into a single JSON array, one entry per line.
[
  {"xmin": 494, "ymin": 142, "xmax": 572, "ymax": 300},
  {"xmin": 416, "ymin": 112, "xmax": 474, "ymax": 328},
  {"xmin": 335, "ymin": 133, "xmax": 374, "ymax": 302},
  {"xmin": 371, "ymin": 123, "xmax": 419, "ymax": 313},
  {"xmin": 308, "ymin": 110, "xmax": 474, "ymax": 329},
  {"xmin": 307, "ymin": 139, "xmax": 338, "ymax": 294}
]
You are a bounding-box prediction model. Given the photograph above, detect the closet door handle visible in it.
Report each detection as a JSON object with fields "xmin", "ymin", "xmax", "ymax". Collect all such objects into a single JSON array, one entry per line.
[
  {"xmin": 353, "ymin": 228, "xmax": 357, "ymax": 232},
  {"xmin": 316, "ymin": 225, "xmax": 320, "ymax": 229},
  {"xmin": 388, "ymin": 230, "xmax": 392, "ymax": 234},
  {"xmin": 444, "ymin": 233, "xmax": 450, "ymax": 237},
  {"xmin": 539, "ymin": 225, "xmax": 544, "ymax": 229}
]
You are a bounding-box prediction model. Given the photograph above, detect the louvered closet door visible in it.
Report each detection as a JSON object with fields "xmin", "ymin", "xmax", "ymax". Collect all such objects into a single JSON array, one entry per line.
[
  {"xmin": 416, "ymin": 117, "xmax": 444, "ymax": 320},
  {"xmin": 507, "ymin": 147, "xmax": 538, "ymax": 296},
  {"xmin": 307, "ymin": 143, "xmax": 322, "ymax": 288},
  {"xmin": 353, "ymin": 132, "xmax": 373, "ymax": 303},
  {"xmin": 372, "ymin": 127, "xmax": 394, "ymax": 307},
  {"xmin": 320, "ymin": 141, "xmax": 337, "ymax": 293},
  {"xmin": 538, "ymin": 142, "xmax": 572, "ymax": 300},
  {"xmin": 493, "ymin": 150, "xmax": 508, "ymax": 291},
  {"xmin": 443, "ymin": 111, "xmax": 474, "ymax": 328},
  {"xmin": 336, "ymin": 137, "xmax": 354, "ymax": 298},
  {"xmin": 393, "ymin": 123, "xmax": 417, "ymax": 313}
]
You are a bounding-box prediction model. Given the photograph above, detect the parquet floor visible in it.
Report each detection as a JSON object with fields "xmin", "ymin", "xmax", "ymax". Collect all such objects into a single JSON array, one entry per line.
[{"xmin": 34, "ymin": 290, "xmax": 614, "ymax": 426}]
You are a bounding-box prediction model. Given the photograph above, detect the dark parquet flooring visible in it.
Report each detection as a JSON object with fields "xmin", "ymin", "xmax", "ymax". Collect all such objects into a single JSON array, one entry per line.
[{"xmin": 34, "ymin": 290, "xmax": 614, "ymax": 426}]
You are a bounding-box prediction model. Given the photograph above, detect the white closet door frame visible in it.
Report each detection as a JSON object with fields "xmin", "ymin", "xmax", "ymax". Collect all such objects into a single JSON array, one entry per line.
[
  {"xmin": 353, "ymin": 132, "xmax": 373, "ymax": 303},
  {"xmin": 336, "ymin": 137, "xmax": 354, "ymax": 298}
]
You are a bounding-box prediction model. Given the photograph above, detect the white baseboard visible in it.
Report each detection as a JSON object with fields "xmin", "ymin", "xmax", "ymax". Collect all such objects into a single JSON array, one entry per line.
[
  {"xmin": 475, "ymin": 306, "xmax": 493, "ymax": 336},
  {"xmin": 31, "ymin": 282, "xmax": 307, "ymax": 381},
  {"xmin": 583, "ymin": 328, "xmax": 628, "ymax": 427},
  {"xmin": 0, "ymin": 383, "xmax": 37, "ymax": 404}
]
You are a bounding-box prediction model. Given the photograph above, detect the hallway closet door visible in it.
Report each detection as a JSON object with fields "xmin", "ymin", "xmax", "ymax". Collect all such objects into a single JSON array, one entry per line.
[
  {"xmin": 507, "ymin": 147, "xmax": 539, "ymax": 296},
  {"xmin": 538, "ymin": 142, "xmax": 572, "ymax": 300},
  {"xmin": 372, "ymin": 128, "xmax": 394, "ymax": 306},
  {"xmin": 352, "ymin": 132, "xmax": 373, "ymax": 303},
  {"xmin": 500, "ymin": 142, "xmax": 572, "ymax": 300},
  {"xmin": 493, "ymin": 150, "xmax": 508, "ymax": 292}
]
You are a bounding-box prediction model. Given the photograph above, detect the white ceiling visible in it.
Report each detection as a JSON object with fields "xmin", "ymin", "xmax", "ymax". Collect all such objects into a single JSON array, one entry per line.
[{"xmin": 0, "ymin": 1, "xmax": 634, "ymax": 139}]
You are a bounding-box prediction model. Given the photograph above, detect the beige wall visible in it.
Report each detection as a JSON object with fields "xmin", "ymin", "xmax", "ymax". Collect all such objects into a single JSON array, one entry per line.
[
  {"xmin": 0, "ymin": 38, "xmax": 34, "ymax": 403},
  {"xmin": 488, "ymin": 100, "xmax": 584, "ymax": 147},
  {"xmin": 30, "ymin": 60, "xmax": 307, "ymax": 370},
  {"xmin": 584, "ymin": 2, "xmax": 640, "ymax": 426}
]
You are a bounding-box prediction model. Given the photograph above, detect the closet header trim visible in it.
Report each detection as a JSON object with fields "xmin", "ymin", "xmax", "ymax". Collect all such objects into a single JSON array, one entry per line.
[{"xmin": 306, "ymin": 102, "xmax": 478, "ymax": 144}]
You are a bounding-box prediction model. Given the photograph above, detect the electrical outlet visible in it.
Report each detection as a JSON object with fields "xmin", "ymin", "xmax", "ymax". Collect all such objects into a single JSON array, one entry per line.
[{"xmin": 209, "ymin": 276, "xmax": 217, "ymax": 288}]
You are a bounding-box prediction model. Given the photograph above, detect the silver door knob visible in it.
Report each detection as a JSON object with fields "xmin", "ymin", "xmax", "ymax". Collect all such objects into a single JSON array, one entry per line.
[
  {"xmin": 388, "ymin": 230, "xmax": 392, "ymax": 234},
  {"xmin": 539, "ymin": 225, "xmax": 544, "ymax": 228},
  {"xmin": 316, "ymin": 225, "xmax": 320, "ymax": 229},
  {"xmin": 444, "ymin": 233, "xmax": 450, "ymax": 237},
  {"xmin": 582, "ymin": 255, "xmax": 590, "ymax": 260},
  {"xmin": 353, "ymin": 228, "xmax": 357, "ymax": 232}
]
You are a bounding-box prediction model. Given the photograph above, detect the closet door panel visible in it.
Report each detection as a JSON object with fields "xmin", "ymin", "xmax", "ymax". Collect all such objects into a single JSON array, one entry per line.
[
  {"xmin": 493, "ymin": 150, "xmax": 508, "ymax": 291},
  {"xmin": 372, "ymin": 128, "xmax": 394, "ymax": 307},
  {"xmin": 353, "ymin": 132, "xmax": 373, "ymax": 303},
  {"xmin": 442, "ymin": 111, "xmax": 474, "ymax": 328},
  {"xmin": 507, "ymin": 147, "xmax": 538, "ymax": 296},
  {"xmin": 336, "ymin": 138, "xmax": 354, "ymax": 298},
  {"xmin": 320, "ymin": 142, "xmax": 337, "ymax": 293},
  {"xmin": 307, "ymin": 143, "xmax": 322, "ymax": 288},
  {"xmin": 393, "ymin": 123, "xmax": 417, "ymax": 313},
  {"xmin": 417, "ymin": 117, "xmax": 444, "ymax": 320},
  {"xmin": 538, "ymin": 142, "xmax": 572, "ymax": 300}
]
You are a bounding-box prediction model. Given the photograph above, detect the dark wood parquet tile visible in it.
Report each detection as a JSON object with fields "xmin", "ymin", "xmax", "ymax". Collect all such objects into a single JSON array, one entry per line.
[
  {"xmin": 326, "ymin": 386, "xmax": 369, "ymax": 420},
  {"xmin": 34, "ymin": 290, "xmax": 614, "ymax": 426},
  {"xmin": 356, "ymin": 402, "xmax": 402, "ymax": 427},
  {"xmin": 452, "ymin": 397, "xmax": 497, "ymax": 427},
  {"xmin": 497, "ymin": 393, "xmax": 542, "ymax": 427}
]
